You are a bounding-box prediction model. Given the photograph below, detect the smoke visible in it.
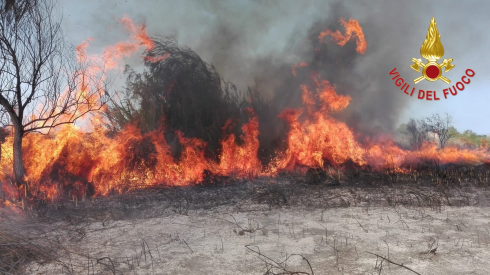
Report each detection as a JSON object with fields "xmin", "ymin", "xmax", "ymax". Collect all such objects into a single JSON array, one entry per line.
[
  {"xmin": 61, "ymin": 0, "xmax": 474, "ymax": 134},
  {"xmin": 188, "ymin": 1, "xmax": 430, "ymax": 136}
]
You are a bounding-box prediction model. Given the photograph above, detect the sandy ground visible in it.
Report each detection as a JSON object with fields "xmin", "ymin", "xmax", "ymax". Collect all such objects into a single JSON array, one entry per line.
[{"xmin": 22, "ymin": 203, "xmax": 490, "ymax": 275}]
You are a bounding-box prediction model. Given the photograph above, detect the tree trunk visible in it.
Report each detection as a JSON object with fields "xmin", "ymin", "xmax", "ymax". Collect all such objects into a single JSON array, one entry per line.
[
  {"xmin": 13, "ymin": 123, "xmax": 25, "ymax": 187},
  {"xmin": 0, "ymin": 142, "xmax": 3, "ymax": 201}
]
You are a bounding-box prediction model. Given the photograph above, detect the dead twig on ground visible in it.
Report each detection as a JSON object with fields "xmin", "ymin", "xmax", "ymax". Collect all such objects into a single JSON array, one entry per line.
[
  {"xmin": 96, "ymin": 257, "xmax": 116, "ymax": 275},
  {"xmin": 0, "ymin": 226, "xmax": 68, "ymax": 274},
  {"xmin": 367, "ymin": 252, "xmax": 422, "ymax": 275},
  {"xmin": 356, "ymin": 219, "xmax": 368, "ymax": 233},
  {"xmin": 246, "ymin": 245, "xmax": 314, "ymax": 275}
]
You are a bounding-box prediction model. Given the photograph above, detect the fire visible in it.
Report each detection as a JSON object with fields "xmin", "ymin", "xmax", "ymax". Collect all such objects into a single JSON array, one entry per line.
[
  {"xmin": 78, "ymin": 15, "xmax": 167, "ymax": 72},
  {"xmin": 216, "ymin": 110, "xmax": 261, "ymax": 177},
  {"xmin": 318, "ymin": 18, "xmax": 367, "ymax": 54},
  {"xmin": 291, "ymin": 62, "xmax": 308, "ymax": 76},
  {"xmin": 268, "ymin": 76, "xmax": 365, "ymax": 174},
  {"xmin": 145, "ymin": 52, "xmax": 170, "ymax": 63},
  {"xmin": 1, "ymin": 16, "xmax": 489, "ymax": 203},
  {"xmin": 2, "ymin": 116, "xmax": 262, "ymax": 196},
  {"xmin": 102, "ymin": 16, "xmax": 160, "ymax": 69},
  {"xmin": 119, "ymin": 16, "xmax": 155, "ymax": 50}
]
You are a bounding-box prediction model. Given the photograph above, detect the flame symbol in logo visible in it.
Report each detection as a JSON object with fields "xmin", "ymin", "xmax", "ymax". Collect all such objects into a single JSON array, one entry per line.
[{"xmin": 410, "ymin": 17, "xmax": 454, "ymax": 84}]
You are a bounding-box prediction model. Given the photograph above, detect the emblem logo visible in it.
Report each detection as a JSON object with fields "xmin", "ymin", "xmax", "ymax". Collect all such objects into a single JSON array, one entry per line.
[{"xmin": 410, "ymin": 17, "xmax": 455, "ymax": 84}]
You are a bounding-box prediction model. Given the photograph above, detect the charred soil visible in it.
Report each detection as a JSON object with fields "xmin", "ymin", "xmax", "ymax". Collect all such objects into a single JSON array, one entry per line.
[{"xmin": 3, "ymin": 166, "xmax": 490, "ymax": 274}]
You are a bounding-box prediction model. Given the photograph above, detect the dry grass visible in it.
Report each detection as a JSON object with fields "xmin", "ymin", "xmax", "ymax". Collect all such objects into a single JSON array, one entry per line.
[
  {"xmin": 2, "ymin": 164, "xmax": 490, "ymax": 274},
  {"xmin": 0, "ymin": 224, "xmax": 63, "ymax": 274}
]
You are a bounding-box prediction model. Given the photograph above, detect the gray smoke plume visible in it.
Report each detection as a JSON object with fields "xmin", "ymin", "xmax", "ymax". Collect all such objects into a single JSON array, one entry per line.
[
  {"xmin": 189, "ymin": 1, "xmax": 430, "ymax": 136},
  {"xmin": 61, "ymin": 0, "xmax": 482, "ymax": 135}
]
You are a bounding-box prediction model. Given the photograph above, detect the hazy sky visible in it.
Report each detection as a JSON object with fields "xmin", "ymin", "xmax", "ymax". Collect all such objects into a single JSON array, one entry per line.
[{"xmin": 59, "ymin": 0, "xmax": 490, "ymax": 135}]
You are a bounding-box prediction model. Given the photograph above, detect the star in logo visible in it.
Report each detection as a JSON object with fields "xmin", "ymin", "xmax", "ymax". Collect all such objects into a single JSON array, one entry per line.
[{"xmin": 410, "ymin": 17, "xmax": 455, "ymax": 84}]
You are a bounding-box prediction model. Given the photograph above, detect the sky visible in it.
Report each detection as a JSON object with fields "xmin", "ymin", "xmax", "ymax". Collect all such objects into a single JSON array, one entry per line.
[{"xmin": 59, "ymin": 0, "xmax": 490, "ymax": 135}]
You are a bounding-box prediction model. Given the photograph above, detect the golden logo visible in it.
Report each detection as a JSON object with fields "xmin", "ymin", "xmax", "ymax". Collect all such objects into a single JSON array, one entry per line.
[{"xmin": 410, "ymin": 17, "xmax": 455, "ymax": 84}]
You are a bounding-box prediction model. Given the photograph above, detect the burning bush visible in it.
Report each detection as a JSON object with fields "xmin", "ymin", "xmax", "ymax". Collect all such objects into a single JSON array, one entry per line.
[
  {"xmin": 106, "ymin": 38, "xmax": 244, "ymax": 160},
  {"xmin": 0, "ymin": 13, "xmax": 489, "ymax": 205}
]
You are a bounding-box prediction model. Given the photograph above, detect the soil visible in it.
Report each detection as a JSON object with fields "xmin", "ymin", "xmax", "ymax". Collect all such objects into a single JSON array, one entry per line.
[{"xmin": 3, "ymin": 170, "xmax": 490, "ymax": 274}]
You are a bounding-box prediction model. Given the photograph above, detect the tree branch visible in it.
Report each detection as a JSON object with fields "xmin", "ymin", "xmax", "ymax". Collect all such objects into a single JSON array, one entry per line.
[{"xmin": 367, "ymin": 252, "xmax": 422, "ymax": 275}]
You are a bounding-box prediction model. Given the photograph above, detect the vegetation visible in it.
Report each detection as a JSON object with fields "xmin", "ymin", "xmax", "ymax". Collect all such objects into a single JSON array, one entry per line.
[
  {"xmin": 450, "ymin": 128, "xmax": 490, "ymax": 148},
  {"xmin": 396, "ymin": 113, "xmax": 489, "ymax": 150},
  {"xmin": 0, "ymin": 0, "xmax": 107, "ymax": 186},
  {"xmin": 104, "ymin": 38, "xmax": 281, "ymax": 161}
]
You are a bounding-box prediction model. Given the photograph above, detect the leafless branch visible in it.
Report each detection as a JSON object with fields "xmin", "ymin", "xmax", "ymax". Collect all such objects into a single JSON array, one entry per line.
[{"xmin": 367, "ymin": 252, "xmax": 422, "ymax": 275}]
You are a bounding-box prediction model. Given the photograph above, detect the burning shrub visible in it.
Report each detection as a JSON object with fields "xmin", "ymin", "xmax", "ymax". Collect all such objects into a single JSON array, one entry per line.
[
  {"xmin": 0, "ymin": 13, "xmax": 489, "ymax": 205},
  {"xmin": 106, "ymin": 38, "xmax": 244, "ymax": 160}
]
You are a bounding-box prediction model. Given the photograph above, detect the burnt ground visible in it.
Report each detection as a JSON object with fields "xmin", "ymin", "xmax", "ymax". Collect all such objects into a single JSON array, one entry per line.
[
  {"xmin": 2, "ymin": 166, "xmax": 490, "ymax": 274},
  {"xmin": 33, "ymin": 166, "xmax": 490, "ymax": 223}
]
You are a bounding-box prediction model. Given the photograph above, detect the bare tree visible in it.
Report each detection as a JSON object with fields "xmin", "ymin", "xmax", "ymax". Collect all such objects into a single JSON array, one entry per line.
[
  {"xmin": 0, "ymin": 0, "xmax": 107, "ymax": 187},
  {"xmin": 2, "ymin": 0, "xmax": 29, "ymax": 18},
  {"xmin": 406, "ymin": 118, "xmax": 429, "ymax": 150},
  {"xmin": 424, "ymin": 113, "xmax": 454, "ymax": 149}
]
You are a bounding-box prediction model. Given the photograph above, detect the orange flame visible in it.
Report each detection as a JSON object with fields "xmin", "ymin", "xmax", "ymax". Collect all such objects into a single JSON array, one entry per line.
[
  {"xmin": 79, "ymin": 15, "xmax": 167, "ymax": 71},
  {"xmin": 1, "ymin": 16, "xmax": 490, "ymax": 203},
  {"xmin": 216, "ymin": 110, "xmax": 261, "ymax": 178},
  {"xmin": 319, "ymin": 18, "xmax": 367, "ymax": 54},
  {"xmin": 291, "ymin": 62, "xmax": 308, "ymax": 76},
  {"xmin": 269, "ymin": 78, "xmax": 364, "ymax": 174}
]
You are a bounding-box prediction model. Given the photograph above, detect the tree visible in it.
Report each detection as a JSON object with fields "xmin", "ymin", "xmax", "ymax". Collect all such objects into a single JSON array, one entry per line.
[
  {"xmin": 406, "ymin": 118, "xmax": 429, "ymax": 150},
  {"xmin": 424, "ymin": 113, "xmax": 454, "ymax": 149},
  {"xmin": 0, "ymin": 0, "xmax": 107, "ymax": 186},
  {"xmin": 448, "ymin": 126, "xmax": 459, "ymax": 137},
  {"xmin": 454, "ymin": 129, "xmax": 490, "ymax": 148}
]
